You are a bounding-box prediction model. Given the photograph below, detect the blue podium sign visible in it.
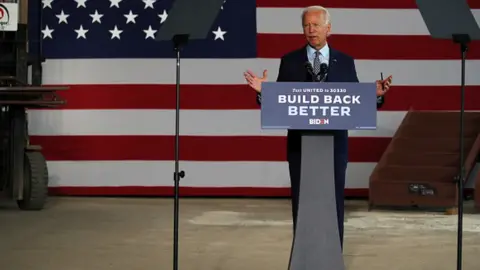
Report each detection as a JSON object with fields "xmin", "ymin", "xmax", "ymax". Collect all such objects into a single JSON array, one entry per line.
[{"xmin": 260, "ymin": 82, "xmax": 377, "ymax": 130}]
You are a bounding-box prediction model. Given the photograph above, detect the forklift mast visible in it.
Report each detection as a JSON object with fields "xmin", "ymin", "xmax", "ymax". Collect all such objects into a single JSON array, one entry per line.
[
  {"xmin": 0, "ymin": 0, "xmax": 37, "ymax": 84},
  {"xmin": 0, "ymin": 0, "xmax": 68, "ymax": 210}
]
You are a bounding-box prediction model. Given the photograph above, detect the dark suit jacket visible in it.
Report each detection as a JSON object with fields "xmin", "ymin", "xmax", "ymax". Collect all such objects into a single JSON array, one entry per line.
[{"xmin": 257, "ymin": 45, "xmax": 384, "ymax": 161}]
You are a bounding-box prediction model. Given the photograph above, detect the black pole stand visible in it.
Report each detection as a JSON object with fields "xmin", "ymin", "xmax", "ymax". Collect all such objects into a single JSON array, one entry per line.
[
  {"xmin": 452, "ymin": 33, "xmax": 470, "ymax": 270},
  {"xmin": 172, "ymin": 33, "xmax": 188, "ymax": 270}
]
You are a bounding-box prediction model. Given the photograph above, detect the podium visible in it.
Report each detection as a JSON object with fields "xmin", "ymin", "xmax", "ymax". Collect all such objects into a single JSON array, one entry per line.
[
  {"xmin": 0, "ymin": 77, "xmax": 67, "ymax": 210},
  {"xmin": 260, "ymin": 81, "xmax": 377, "ymax": 270}
]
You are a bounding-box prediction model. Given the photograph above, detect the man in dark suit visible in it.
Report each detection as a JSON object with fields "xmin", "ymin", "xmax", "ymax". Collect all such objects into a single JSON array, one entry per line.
[{"xmin": 244, "ymin": 6, "xmax": 392, "ymax": 248}]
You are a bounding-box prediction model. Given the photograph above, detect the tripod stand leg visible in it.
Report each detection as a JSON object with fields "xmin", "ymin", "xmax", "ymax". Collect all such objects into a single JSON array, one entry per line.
[
  {"xmin": 172, "ymin": 34, "xmax": 189, "ymax": 270},
  {"xmin": 452, "ymin": 33, "xmax": 470, "ymax": 270}
]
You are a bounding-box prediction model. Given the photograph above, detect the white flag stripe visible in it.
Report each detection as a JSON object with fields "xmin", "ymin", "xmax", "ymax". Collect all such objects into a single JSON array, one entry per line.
[
  {"xmin": 46, "ymin": 161, "xmax": 375, "ymax": 188},
  {"xmin": 256, "ymin": 8, "xmax": 480, "ymax": 35},
  {"xmin": 42, "ymin": 59, "xmax": 480, "ymax": 86},
  {"xmin": 28, "ymin": 109, "xmax": 406, "ymax": 137}
]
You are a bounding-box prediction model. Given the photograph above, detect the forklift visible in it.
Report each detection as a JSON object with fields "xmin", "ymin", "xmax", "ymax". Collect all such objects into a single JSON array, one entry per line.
[{"xmin": 0, "ymin": 0, "xmax": 67, "ymax": 210}]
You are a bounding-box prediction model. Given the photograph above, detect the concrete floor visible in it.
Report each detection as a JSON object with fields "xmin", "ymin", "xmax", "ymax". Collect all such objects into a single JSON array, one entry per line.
[{"xmin": 0, "ymin": 197, "xmax": 479, "ymax": 270}]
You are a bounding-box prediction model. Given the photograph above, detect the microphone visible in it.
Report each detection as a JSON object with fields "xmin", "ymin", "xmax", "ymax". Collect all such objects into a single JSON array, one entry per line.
[
  {"xmin": 304, "ymin": 61, "xmax": 315, "ymax": 81},
  {"xmin": 319, "ymin": 63, "xmax": 329, "ymax": 82}
]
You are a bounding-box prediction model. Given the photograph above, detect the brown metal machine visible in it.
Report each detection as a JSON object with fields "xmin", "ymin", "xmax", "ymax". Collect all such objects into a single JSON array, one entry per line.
[
  {"xmin": 0, "ymin": 0, "xmax": 68, "ymax": 210},
  {"xmin": 369, "ymin": 111, "xmax": 480, "ymax": 213}
]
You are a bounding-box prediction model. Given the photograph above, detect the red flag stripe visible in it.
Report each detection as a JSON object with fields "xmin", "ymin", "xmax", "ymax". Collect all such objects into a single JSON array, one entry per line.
[
  {"xmin": 257, "ymin": 34, "xmax": 480, "ymax": 60},
  {"xmin": 256, "ymin": 0, "xmax": 480, "ymax": 9},
  {"xmin": 30, "ymin": 136, "xmax": 391, "ymax": 162},
  {"xmin": 41, "ymin": 84, "xmax": 480, "ymax": 111}
]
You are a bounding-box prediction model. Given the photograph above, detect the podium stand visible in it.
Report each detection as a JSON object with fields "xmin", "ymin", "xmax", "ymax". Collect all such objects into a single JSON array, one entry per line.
[
  {"xmin": 261, "ymin": 81, "xmax": 377, "ymax": 270},
  {"xmin": 0, "ymin": 77, "xmax": 67, "ymax": 210},
  {"xmin": 415, "ymin": 1, "xmax": 480, "ymax": 270}
]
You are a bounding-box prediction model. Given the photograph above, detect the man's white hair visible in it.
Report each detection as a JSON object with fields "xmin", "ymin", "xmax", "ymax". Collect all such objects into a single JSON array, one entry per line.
[{"xmin": 301, "ymin": 5, "xmax": 331, "ymax": 25}]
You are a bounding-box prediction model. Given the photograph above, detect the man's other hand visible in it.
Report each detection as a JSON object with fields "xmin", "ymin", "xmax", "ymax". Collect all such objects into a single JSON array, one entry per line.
[{"xmin": 376, "ymin": 75, "xmax": 392, "ymax": 96}]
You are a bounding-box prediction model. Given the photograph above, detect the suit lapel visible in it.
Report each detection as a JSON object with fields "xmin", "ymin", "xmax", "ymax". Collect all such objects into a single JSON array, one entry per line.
[
  {"xmin": 296, "ymin": 45, "xmax": 309, "ymax": 81},
  {"xmin": 302, "ymin": 45, "xmax": 309, "ymax": 63},
  {"xmin": 326, "ymin": 47, "xmax": 339, "ymax": 82}
]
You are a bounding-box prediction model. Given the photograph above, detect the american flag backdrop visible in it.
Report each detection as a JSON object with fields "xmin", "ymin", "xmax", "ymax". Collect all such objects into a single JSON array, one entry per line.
[{"xmin": 27, "ymin": 0, "xmax": 480, "ymax": 196}]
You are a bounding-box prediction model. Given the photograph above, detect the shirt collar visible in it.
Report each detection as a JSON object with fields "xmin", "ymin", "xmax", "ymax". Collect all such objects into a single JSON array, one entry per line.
[{"xmin": 307, "ymin": 43, "xmax": 329, "ymax": 58}]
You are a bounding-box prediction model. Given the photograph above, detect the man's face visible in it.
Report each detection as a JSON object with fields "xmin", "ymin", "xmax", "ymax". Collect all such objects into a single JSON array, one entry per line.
[{"xmin": 302, "ymin": 11, "xmax": 331, "ymax": 49}]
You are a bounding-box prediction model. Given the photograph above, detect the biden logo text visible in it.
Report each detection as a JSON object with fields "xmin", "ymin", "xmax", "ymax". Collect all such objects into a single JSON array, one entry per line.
[{"xmin": 309, "ymin": 118, "xmax": 329, "ymax": 125}]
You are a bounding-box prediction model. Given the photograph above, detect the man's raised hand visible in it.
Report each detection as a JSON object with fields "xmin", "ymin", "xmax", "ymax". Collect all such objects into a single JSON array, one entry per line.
[{"xmin": 244, "ymin": 69, "xmax": 268, "ymax": 93}]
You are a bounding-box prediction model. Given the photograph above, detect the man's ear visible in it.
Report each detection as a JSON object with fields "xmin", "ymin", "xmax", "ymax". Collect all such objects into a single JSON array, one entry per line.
[{"xmin": 326, "ymin": 23, "xmax": 332, "ymax": 36}]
